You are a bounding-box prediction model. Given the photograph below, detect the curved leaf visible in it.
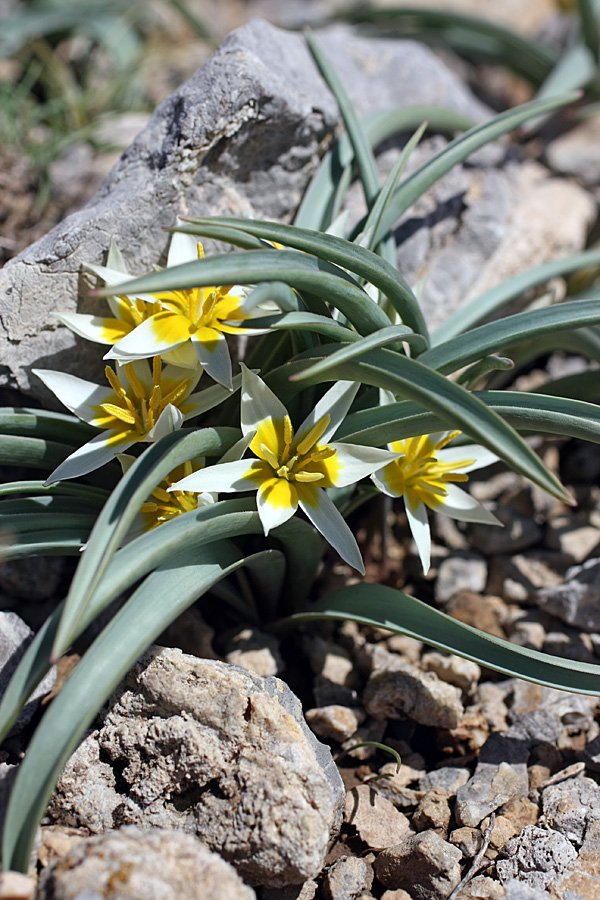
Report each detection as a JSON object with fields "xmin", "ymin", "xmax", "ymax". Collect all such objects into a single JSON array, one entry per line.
[
  {"xmin": 92, "ymin": 249, "xmax": 392, "ymax": 337},
  {"xmin": 418, "ymin": 300, "xmax": 600, "ymax": 374},
  {"xmin": 286, "ymin": 347, "xmax": 571, "ymax": 502},
  {"xmin": 178, "ymin": 218, "xmax": 428, "ymax": 339},
  {"xmin": 337, "ymin": 391, "xmax": 600, "ymax": 446},
  {"xmin": 295, "ymin": 106, "xmax": 476, "ymax": 231},
  {"xmin": 51, "ymin": 427, "xmax": 241, "ymax": 660},
  {"xmin": 372, "ymin": 92, "xmax": 579, "ymax": 244},
  {"xmin": 286, "ymin": 583, "xmax": 600, "ymax": 693}
]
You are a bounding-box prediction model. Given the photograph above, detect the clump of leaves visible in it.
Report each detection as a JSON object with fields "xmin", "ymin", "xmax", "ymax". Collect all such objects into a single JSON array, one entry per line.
[{"xmin": 2, "ymin": 33, "xmax": 600, "ymax": 873}]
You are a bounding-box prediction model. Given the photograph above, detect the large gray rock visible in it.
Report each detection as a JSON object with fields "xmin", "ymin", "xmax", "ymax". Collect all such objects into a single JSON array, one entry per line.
[
  {"xmin": 0, "ymin": 20, "xmax": 489, "ymax": 402},
  {"xmin": 47, "ymin": 648, "xmax": 345, "ymax": 889},
  {"xmin": 37, "ymin": 825, "xmax": 256, "ymax": 900},
  {"xmin": 1, "ymin": 20, "xmax": 593, "ymax": 406}
]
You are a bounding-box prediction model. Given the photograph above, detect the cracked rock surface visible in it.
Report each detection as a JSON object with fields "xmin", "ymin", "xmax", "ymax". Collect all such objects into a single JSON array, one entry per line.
[{"xmin": 47, "ymin": 648, "xmax": 344, "ymax": 889}]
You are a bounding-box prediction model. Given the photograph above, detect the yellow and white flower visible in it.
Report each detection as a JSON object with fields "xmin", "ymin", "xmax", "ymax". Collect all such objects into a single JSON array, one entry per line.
[
  {"xmin": 33, "ymin": 358, "xmax": 238, "ymax": 484},
  {"xmin": 54, "ymin": 236, "xmax": 163, "ymax": 349},
  {"xmin": 169, "ymin": 365, "xmax": 400, "ymax": 573},
  {"xmin": 372, "ymin": 430, "xmax": 501, "ymax": 574},
  {"xmin": 102, "ymin": 229, "xmax": 259, "ymax": 391}
]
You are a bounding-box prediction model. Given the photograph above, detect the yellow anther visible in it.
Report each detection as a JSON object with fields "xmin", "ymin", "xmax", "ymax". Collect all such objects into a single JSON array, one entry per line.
[
  {"xmin": 260, "ymin": 443, "xmax": 280, "ymax": 470},
  {"xmin": 152, "ymin": 356, "xmax": 162, "ymax": 385},
  {"xmin": 151, "ymin": 487, "xmax": 172, "ymax": 503},
  {"xmin": 294, "ymin": 471, "xmax": 324, "ymax": 483},
  {"xmin": 105, "ymin": 366, "xmax": 126, "ymax": 398},
  {"xmin": 100, "ymin": 403, "xmax": 137, "ymax": 425},
  {"xmin": 296, "ymin": 415, "xmax": 330, "ymax": 456},
  {"xmin": 124, "ymin": 363, "xmax": 146, "ymax": 400},
  {"xmin": 441, "ymin": 472, "xmax": 470, "ymax": 483},
  {"xmin": 197, "ymin": 242, "xmax": 205, "ymax": 260},
  {"xmin": 310, "ymin": 446, "xmax": 336, "ymax": 462},
  {"xmin": 283, "ymin": 414, "xmax": 294, "ymax": 460},
  {"xmin": 435, "ymin": 430, "xmax": 462, "ymax": 452},
  {"xmin": 162, "ymin": 379, "xmax": 192, "ymax": 408},
  {"xmin": 149, "ymin": 384, "xmax": 162, "ymax": 412}
]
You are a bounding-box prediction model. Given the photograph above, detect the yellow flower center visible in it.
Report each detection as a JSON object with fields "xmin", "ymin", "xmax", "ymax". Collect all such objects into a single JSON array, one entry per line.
[
  {"xmin": 152, "ymin": 243, "xmax": 247, "ymax": 331},
  {"xmin": 248, "ymin": 413, "xmax": 340, "ymax": 489},
  {"xmin": 98, "ymin": 358, "xmax": 193, "ymax": 439},
  {"xmin": 385, "ymin": 431, "xmax": 474, "ymax": 511},
  {"xmin": 139, "ymin": 460, "xmax": 201, "ymax": 529}
]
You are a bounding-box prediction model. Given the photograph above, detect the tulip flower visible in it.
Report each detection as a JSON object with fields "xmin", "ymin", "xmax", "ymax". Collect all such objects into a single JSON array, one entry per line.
[
  {"xmin": 372, "ymin": 430, "xmax": 501, "ymax": 574},
  {"xmin": 169, "ymin": 365, "xmax": 400, "ymax": 573},
  {"xmin": 34, "ymin": 358, "xmax": 238, "ymax": 484}
]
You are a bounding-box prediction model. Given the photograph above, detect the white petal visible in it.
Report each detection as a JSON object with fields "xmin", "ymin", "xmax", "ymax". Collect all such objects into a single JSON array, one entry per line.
[
  {"xmin": 167, "ymin": 223, "xmax": 200, "ymax": 267},
  {"xmin": 240, "ymin": 364, "xmax": 288, "ymax": 436},
  {"xmin": 379, "ymin": 388, "xmax": 397, "ymax": 407},
  {"xmin": 146, "ymin": 404, "xmax": 184, "ymax": 441},
  {"xmin": 218, "ymin": 432, "xmax": 255, "ymax": 464},
  {"xmin": 330, "ymin": 444, "xmax": 401, "ymax": 487},
  {"xmin": 405, "ymin": 499, "xmax": 432, "ymax": 575},
  {"xmin": 192, "ymin": 331, "xmax": 233, "ymax": 391},
  {"xmin": 54, "ymin": 312, "xmax": 113, "ymax": 345},
  {"xmin": 437, "ymin": 444, "xmax": 499, "ymax": 473},
  {"xmin": 257, "ymin": 483, "xmax": 297, "ymax": 535},
  {"xmin": 439, "ymin": 484, "xmax": 503, "ymax": 526},
  {"xmin": 83, "ymin": 262, "xmax": 136, "ymax": 286},
  {"xmin": 33, "ymin": 369, "xmax": 112, "ymax": 423},
  {"xmin": 296, "ymin": 381, "xmax": 359, "ymax": 444},
  {"xmin": 170, "ymin": 459, "xmax": 257, "ymax": 493},
  {"xmin": 299, "ymin": 489, "xmax": 365, "ymax": 574},
  {"xmin": 161, "ymin": 342, "xmax": 201, "ymax": 369},
  {"xmin": 370, "ymin": 466, "xmax": 400, "ymax": 499},
  {"xmin": 45, "ymin": 433, "xmax": 133, "ymax": 484},
  {"xmin": 106, "ymin": 237, "xmax": 129, "ymax": 273}
]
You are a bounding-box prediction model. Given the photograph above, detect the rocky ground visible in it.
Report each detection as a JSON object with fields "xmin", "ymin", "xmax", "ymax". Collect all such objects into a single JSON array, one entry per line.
[{"xmin": 1, "ymin": 2, "xmax": 600, "ymax": 900}]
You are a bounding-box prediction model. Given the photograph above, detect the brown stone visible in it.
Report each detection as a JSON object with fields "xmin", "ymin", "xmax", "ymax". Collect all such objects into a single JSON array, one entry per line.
[{"xmin": 344, "ymin": 785, "xmax": 412, "ymax": 850}]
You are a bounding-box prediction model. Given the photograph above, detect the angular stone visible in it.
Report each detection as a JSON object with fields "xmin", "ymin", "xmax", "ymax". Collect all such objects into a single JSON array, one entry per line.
[
  {"xmin": 224, "ymin": 627, "xmax": 283, "ymax": 677},
  {"xmin": 374, "ymin": 830, "xmax": 462, "ymax": 898},
  {"xmin": 434, "ymin": 553, "xmax": 488, "ymax": 603},
  {"xmin": 547, "ymin": 116, "xmax": 600, "ymax": 185},
  {"xmin": 262, "ymin": 882, "xmax": 317, "ymax": 900},
  {"xmin": 364, "ymin": 660, "xmax": 464, "ymax": 729},
  {"xmin": 503, "ymin": 882, "xmax": 551, "ymax": 900},
  {"xmin": 550, "ymin": 819, "xmax": 600, "ymax": 900},
  {"xmin": 421, "ymin": 652, "xmax": 481, "ymax": 694},
  {"xmin": 419, "ymin": 767, "xmax": 470, "ymax": 796},
  {"xmin": 495, "ymin": 825, "xmax": 577, "ymax": 890},
  {"xmin": 411, "ymin": 787, "xmax": 452, "ymax": 836},
  {"xmin": 455, "ymin": 875, "xmax": 507, "ymax": 899},
  {"xmin": 455, "ymin": 733, "xmax": 529, "ymax": 827},
  {"xmin": 48, "ymin": 649, "xmax": 344, "ymax": 888},
  {"xmin": 323, "ymin": 856, "xmax": 373, "ymax": 900},
  {"xmin": 535, "ymin": 558, "xmax": 600, "ymax": 632},
  {"xmin": 542, "ymin": 776, "xmax": 600, "ymax": 846},
  {"xmin": 545, "ymin": 514, "xmax": 600, "ymax": 564},
  {"xmin": 344, "ymin": 785, "xmax": 411, "ymax": 850},
  {"xmin": 467, "ymin": 507, "xmax": 542, "ymax": 555},
  {"xmin": 36, "ymin": 826, "xmax": 256, "ymax": 900},
  {"xmin": 305, "ymin": 705, "xmax": 365, "ymax": 742},
  {"xmin": 0, "ymin": 872, "xmax": 35, "ymax": 900},
  {"xmin": 449, "ymin": 826, "xmax": 484, "ymax": 858}
]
